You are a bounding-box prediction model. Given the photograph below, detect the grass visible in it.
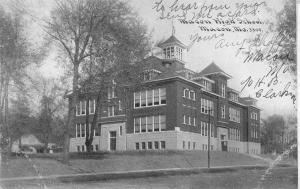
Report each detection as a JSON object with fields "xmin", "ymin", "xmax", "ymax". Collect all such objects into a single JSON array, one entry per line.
[
  {"xmin": 1, "ymin": 151, "xmax": 270, "ymax": 179},
  {"xmin": 2, "ymin": 167, "xmax": 297, "ymax": 189}
]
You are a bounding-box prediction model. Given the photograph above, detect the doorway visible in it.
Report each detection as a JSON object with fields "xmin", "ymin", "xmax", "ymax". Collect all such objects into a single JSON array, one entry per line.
[{"xmin": 109, "ymin": 131, "xmax": 117, "ymax": 151}]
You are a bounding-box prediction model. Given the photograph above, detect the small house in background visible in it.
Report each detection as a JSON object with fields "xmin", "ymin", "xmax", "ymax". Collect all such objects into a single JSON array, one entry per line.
[{"xmin": 11, "ymin": 134, "xmax": 44, "ymax": 154}]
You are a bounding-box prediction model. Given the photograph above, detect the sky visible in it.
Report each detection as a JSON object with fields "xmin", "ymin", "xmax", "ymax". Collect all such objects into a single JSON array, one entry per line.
[{"xmin": 3, "ymin": 0, "xmax": 295, "ymax": 119}]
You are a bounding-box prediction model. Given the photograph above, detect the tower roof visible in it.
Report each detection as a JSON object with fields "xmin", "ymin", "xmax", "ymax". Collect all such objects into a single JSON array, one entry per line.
[
  {"xmin": 157, "ymin": 35, "xmax": 186, "ymax": 49},
  {"xmin": 198, "ymin": 62, "xmax": 232, "ymax": 79}
]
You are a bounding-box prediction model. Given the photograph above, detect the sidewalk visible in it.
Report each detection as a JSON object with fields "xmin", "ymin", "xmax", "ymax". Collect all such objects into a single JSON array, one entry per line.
[{"xmin": 0, "ymin": 164, "xmax": 268, "ymax": 184}]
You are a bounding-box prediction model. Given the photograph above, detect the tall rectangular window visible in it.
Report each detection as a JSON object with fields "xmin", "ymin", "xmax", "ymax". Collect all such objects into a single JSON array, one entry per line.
[
  {"xmin": 154, "ymin": 115, "xmax": 160, "ymax": 131},
  {"xmin": 154, "ymin": 89, "xmax": 159, "ymax": 105},
  {"xmin": 81, "ymin": 101, "xmax": 86, "ymax": 115},
  {"xmin": 147, "ymin": 90, "xmax": 153, "ymax": 106},
  {"xmin": 134, "ymin": 92, "xmax": 140, "ymax": 107},
  {"xmin": 160, "ymin": 88, "xmax": 166, "ymax": 104},
  {"xmin": 95, "ymin": 124, "xmax": 100, "ymax": 136},
  {"xmin": 134, "ymin": 117, "xmax": 140, "ymax": 133},
  {"xmin": 81, "ymin": 124, "xmax": 86, "ymax": 137},
  {"xmin": 160, "ymin": 115, "xmax": 166, "ymax": 131},
  {"xmin": 89, "ymin": 100, "xmax": 95, "ymax": 114},
  {"xmin": 201, "ymin": 99, "xmax": 214, "ymax": 116},
  {"xmin": 147, "ymin": 116, "xmax": 153, "ymax": 132},
  {"xmin": 108, "ymin": 106, "xmax": 114, "ymax": 117},
  {"xmin": 141, "ymin": 91, "xmax": 146, "ymax": 107},
  {"xmin": 141, "ymin": 117, "xmax": 146, "ymax": 132},
  {"xmin": 221, "ymin": 84, "xmax": 226, "ymax": 98},
  {"xmin": 76, "ymin": 124, "xmax": 81, "ymax": 138},
  {"xmin": 76, "ymin": 102, "xmax": 81, "ymax": 116},
  {"xmin": 161, "ymin": 141, "xmax": 166, "ymax": 149},
  {"xmin": 221, "ymin": 105, "xmax": 225, "ymax": 118}
]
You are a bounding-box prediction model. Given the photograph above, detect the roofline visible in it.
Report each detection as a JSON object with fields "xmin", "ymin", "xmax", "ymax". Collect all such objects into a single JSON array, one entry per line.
[
  {"xmin": 228, "ymin": 88, "xmax": 240, "ymax": 94},
  {"xmin": 192, "ymin": 76, "xmax": 215, "ymax": 83},
  {"xmin": 158, "ymin": 42, "xmax": 187, "ymax": 49},
  {"xmin": 203, "ymin": 72, "xmax": 232, "ymax": 79}
]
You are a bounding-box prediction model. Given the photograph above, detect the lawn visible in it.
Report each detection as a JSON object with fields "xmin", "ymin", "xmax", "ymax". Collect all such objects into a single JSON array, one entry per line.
[
  {"xmin": 2, "ymin": 167, "xmax": 297, "ymax": 189},
  {"xmin": 1, "ymin": 151, "xmax": 270, "ymax": 179}
]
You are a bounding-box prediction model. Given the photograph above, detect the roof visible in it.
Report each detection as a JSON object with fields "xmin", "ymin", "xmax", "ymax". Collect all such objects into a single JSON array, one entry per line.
[
  {"xmin": 198, "ymin": 62, "xmax": 232, "ymax": 79},
  {"xmin": 157, "ymin": 35, "xmax": 186, "ymax": 48}
]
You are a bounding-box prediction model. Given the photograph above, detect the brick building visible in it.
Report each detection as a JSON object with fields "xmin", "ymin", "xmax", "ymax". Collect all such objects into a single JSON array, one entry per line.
[{"xmin": 69, "ymin": 34, "xmax": 261, "ymax": 154}]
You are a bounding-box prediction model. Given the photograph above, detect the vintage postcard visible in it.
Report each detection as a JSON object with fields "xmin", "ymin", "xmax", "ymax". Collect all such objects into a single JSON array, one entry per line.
[{"xmin": 0, "ymin": 0, "xmax": 297, "ymax": 188}]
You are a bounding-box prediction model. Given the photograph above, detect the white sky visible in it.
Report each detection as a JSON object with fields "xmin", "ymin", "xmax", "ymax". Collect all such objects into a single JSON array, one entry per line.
[{"xmin": 4, "ymin": 0, "xmax": 295, "ymax": 119}]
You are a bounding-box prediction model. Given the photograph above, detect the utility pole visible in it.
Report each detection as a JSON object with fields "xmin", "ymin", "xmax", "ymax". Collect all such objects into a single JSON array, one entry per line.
[{"xmin": 208, "ymin": 108, "xmax": 211, "ymax": 169}]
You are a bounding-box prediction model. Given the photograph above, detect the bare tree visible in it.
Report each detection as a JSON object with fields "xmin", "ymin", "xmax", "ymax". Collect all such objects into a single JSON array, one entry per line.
[{"xmin": 45, "ymin": 0, "xmax": 150, "ymax": 162}]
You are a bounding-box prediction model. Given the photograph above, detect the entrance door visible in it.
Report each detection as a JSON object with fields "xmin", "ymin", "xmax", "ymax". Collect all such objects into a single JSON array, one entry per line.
[
  {"xmin": 221, "ymin": 141, "xmax": 228, "ymax": 151},
  {"xmin": 109, "ymin": 131, "xmax": 117, "ymax": 151}
]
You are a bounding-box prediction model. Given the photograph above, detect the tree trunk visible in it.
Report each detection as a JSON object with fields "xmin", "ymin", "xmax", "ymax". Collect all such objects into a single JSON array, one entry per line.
[
  {"xmin": 87, "ymin": 84, "xmax": 103, "ymax": 152},
  {"xmin": 62, "ymin": 63, "xmax": 79, "ymax": 163},
  {"xmin": 85, "ymin": 97, "xmax": 91, "ymax": 152}
]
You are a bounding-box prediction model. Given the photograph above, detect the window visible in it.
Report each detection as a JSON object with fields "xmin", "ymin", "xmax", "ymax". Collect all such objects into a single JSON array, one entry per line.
[
  {"xmin": 134, "ymin": 88, "xmax": 167, "ymax": 108},
  {"xmin": 143, "ymin": 69, "xmax": 161, "ymax": 81},
  {"xmin": 230, "ymin": 93, "xmax": 238, "ymax": 102},
  {"xmin": 160, "ymin": 88, "xmax": 166, "ymax": 104},
  {"xmin": 183, "ymin": 115, "xmax": 186, "ymax": 124},
  {"xmin": 183, "ymin": 88, "xmax": 196, "ymax": 100},
  {"xmin": 221, "ymin": 84, "xmax": 226, "ymax": 98},
  {"xmin": 76, "ymin": 101, "xmax": 86, "ymax": 116},
  {"xmin": 183, "ymin": 88, "xmax": 189, "ymax": 98},
  {"xmin": 77, "ymin": 146, "xmax": 80, "ymax": 152},
  {"xmin": 193, "ymin": 142, "xmax": 196, "ymax": 150},
  {"xmin": 89, "ymin": 100, "xmax": 95, "ymax": 114},
  {"xmin": 163, "ymin": 46, "xmax": 182, "ymax": 60},
  {"xmin": 193, "ymin": 117, "xmax": 196, "ymax": 126},
  {"xmin": 221, "ymin": 105, "xmax": 225, "ymax": 118},
  {"xmin": 76, "ymin": 124, "xmax": 81, "ymax": 138},
  {"xmin": 201, "ymin": 122, "xmax": 205, "ymax": 136},
  {"xmin": 147, "ymin": 90, "xmax": 153, "ymax": 106},
  {"xmin": 154, "ymin": 89, "xmax": 160, "ymax": 105},
  {"xmin": 201, "ymin": 79, "xmax": 212, "ymax": 92},
  {"xmin": 134, "ymin": 115, "xmax": 166, "ymax": 133},
  {"xmin": 95, "ymin": 124, "xmax": 100, "ymax": 136},
  {"xmin": 118, "ymin": 100, "xmax": 122, "ymax": 111},
  {"xmin": 108, "ymin": 82, "xmax": 116, "ymax": 99},
  {"xmin": 135, "ymin": 143, "xmax": 140, "ymax": 150},
  {"xmin": 161, "ymin": 141, "xmax": 166, "ymax": 149},
  {"xmin": 188, "ymin": 141, "xmax": 191, "ymax": 150},
  {"xmin": 119, "ymin": 126, "xmax": 122, "ymax": 136},
  {"xmin": 81, "ymin": 145, "xmax": 84, "ymax": 152},
  {"xmin": 134, "ymin": 92, "xmax": 140, "ymax": 107},
  {"xmin": 134, "ymin": 117, "xmax": 140, "ymax": 133},
  {"xmin": 154, "ymin": 141, "xmax": 159, "ymax": 149},
  {"xmin": 190, "ymin": 91, "xmax": 195, "ymax": 100},
  {"xmin": 160, "ymin": 115, "xmax": 166, "ymax": 131},
  {"xmin": 81, "ymin": 124, "xmax": 86, "ymax": 137},
  {"xmin": 147, "ymin": 116, "xmax": 153, "ymax": 132},
  {"xmin": 141, "ymin": 91, "xmax": 146, "ymax": 107},
  {"xmin": 141, "ymin": 117, "xmax": 146, "ymax": 132},
  {"xmin": 210, "ymin": 124, "xmax": 214, "ymax": 137},
  {"xmin": 142, "ymin": 142, "xmax": 146, "ymax": 150},
  {"xmin": 251, "ymin": 112, "xmax": 258, "ymax": 120},
  {"xmin": 95, "ymin": 144, "xmax": 99, "ymax": 151},
  {"xmin": 108, "ymin": 106, "xmax": 114, "ymax": 117},
  {"xmin": 182, "ymin": 141, "xmax": 185, "ymax": 149},
  {"xmin": 188, "ymin": 116, "xmax": 191, "ymax": 125},
  {"xmin": 201, "ymin": 99, "xmax": 214, "ymax": 116},
  {"xmin": 148, "ymin": 142, "xmax": 152, "ymax": 150},
  {"xmin": 229, "ymin": 108, "xmax": 240, "ymax": 123},
  {"xmin": 154, "ymin": 116, "xmax": 160, "ymax": 131}
]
